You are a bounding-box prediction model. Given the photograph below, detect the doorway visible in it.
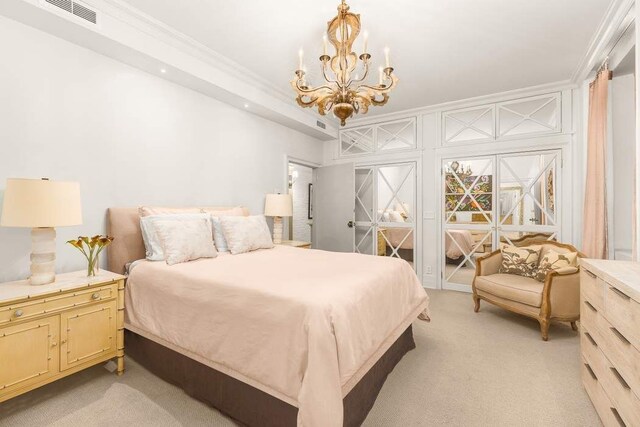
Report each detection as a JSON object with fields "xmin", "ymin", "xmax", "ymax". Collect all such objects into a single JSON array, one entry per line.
[
  {"xmin": 288, "ymin": 162, "xmax": 315, "ymax": 245},
  {"xmin": 441, "ymin": 150, "xmax": 561, "ymax": 291}
]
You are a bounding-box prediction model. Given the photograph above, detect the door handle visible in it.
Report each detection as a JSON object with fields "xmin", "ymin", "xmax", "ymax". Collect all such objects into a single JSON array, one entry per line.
[{"xmin": 347, "ymin": 221, "xmax": 355, "ymax": 228}]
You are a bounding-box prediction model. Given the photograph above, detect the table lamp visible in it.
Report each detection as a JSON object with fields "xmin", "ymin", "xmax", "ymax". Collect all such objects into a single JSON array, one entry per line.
[
  {"xmin": 1, "ymin": 178, "xmax": 82, "ymax": 285},
  {"xmin": 264, "ymin": 193, "xmax": 292, "ymax": 244}
]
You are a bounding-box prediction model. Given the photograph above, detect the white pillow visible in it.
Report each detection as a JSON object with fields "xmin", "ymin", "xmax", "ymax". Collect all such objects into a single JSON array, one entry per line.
[
  {"xmin": 153, "ymin": 218, "xmax": 217, "ymax": 265},
  {"xmin": 207, "ymin": 208, "xmax": 246, "ymax": 252},
  {"xmin": 220, "ymin": 215, "xmax": 274, "ymax": 254},
  {"xmin": 389, "ymin": 211, "xmax": 405, "ymax": 222},
  {"xmin": 140, "ymin": 213, "xmax": 211, "ymax": 261}
]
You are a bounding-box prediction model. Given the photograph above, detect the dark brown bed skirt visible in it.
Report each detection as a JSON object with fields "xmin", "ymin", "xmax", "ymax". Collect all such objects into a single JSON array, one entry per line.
[{"xmin": 125, "ymin": 326, "xmax": 415, "ymax": 427}]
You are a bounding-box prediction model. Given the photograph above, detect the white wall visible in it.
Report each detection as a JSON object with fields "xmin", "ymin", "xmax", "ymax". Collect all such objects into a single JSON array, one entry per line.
[
  {"xmin": 0, "ymin": 16, "xmax": 323, "ymax": 282},
  {"xmin": 611, "ymin": 73, "xmax": 636, "ymax": 260}
]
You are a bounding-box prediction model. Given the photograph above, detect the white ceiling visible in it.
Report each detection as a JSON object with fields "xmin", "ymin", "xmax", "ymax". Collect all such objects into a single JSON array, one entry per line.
[{"xmin": 118, "ymin": 0, "xmax": 612, "ymax": 117}]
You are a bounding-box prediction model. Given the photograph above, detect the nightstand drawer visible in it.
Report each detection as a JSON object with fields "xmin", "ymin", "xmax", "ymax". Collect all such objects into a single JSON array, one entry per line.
[{"xmin": 0, "ymin": 283, "xmax": 117, "ymax": 325}]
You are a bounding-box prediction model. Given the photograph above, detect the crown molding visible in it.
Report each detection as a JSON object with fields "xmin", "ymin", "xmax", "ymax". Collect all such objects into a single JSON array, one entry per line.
[
  {"xmin": 93, "ymin": 0, "xmax": 295, "ymax": 105},
  {"xmin": 571, "ymin": 0, "xmax": 635, "ymax": 84}
]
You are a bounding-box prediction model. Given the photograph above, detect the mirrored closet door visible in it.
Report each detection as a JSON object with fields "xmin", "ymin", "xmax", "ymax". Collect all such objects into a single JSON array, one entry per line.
[
  {"xmin": 355, "ymin": 162, "xmax": 417, "ymax": 269},
  {"xmin": 442, "ymin": 150, "xmax": 561, "ymax": 291}
]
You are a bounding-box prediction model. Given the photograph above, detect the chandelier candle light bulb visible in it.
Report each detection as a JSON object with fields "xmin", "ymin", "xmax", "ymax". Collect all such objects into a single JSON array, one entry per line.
[
  {"xmin": 384, "ymin": 47, "xmax": 390, "ymax": 68},
  {"xmin": 291, "ymin": 0, "xmax": 398, "ymax": 126}
]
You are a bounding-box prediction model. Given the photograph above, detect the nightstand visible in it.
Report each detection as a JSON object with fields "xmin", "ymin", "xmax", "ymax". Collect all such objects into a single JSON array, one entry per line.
[
  {"xmin": 0, "ymin": 270, "xmax": 126, "ymax": 403},
  {"xmin": 278, "ymin": 240, "xmax": 312, "ymax": 249}
]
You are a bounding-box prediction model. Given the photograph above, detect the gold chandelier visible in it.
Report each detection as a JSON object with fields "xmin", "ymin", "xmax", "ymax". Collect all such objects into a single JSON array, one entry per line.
[{"xmin": 291, "ymin": 0, "xmax": 398, "ymax": 126}]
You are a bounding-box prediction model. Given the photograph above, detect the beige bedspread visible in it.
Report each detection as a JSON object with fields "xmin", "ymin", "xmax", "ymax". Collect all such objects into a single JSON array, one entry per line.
[{"xmin": 125, "ymin": 246, "xmax": 429, "ymax": 427}]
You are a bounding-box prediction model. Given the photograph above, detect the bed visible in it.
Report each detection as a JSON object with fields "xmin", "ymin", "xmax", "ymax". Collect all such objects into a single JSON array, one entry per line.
[{"xmin": 107, "ymin": 207, "xmax": 429, "ymax": 427}]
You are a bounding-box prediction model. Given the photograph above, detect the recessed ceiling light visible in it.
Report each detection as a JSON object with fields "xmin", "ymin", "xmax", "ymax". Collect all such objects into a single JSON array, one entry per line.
[
  {"xmin": 160, "ymin": 68, "xmax": 167, "ymax": 73},
  {"xmin": 244, "ymin": 103, "xmax": 250, "ymax": 109}
]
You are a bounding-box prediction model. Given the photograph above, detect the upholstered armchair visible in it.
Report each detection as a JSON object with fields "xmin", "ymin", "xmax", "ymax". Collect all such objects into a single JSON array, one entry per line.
[{"xmin": 472, "ymin": 240, "xmax": 584, "ymax": 341}]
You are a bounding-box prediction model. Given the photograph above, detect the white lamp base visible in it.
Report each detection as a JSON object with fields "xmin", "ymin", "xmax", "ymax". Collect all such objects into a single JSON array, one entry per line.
[
  {"xmin": 30, "ymin": 227, "xmax": 56, "ymax": 286},
  {"xmin": 273, "ymin": 216, "xmax": 283, "ymax": 244}
]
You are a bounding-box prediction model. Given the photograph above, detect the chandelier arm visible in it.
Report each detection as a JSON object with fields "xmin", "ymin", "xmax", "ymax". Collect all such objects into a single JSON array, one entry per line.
[
  {"xmin": 321, "ymin": 62, "xmax": 339, "ymax": 85},
  {"xmin": 293, "ymin": 80, "xmax": 335, "ymax": 94}
]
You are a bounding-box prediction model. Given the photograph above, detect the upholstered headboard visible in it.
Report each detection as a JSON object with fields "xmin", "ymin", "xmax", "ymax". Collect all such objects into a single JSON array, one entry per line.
[{"xmin": 106, "ymin": 207, "xmax": 250, "ymax": 274}]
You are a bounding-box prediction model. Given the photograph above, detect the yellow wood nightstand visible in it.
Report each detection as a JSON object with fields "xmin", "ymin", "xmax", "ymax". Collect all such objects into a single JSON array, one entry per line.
[
  {"xmin": 278, "ymin": 240, "xmax": 312, "ymax": 249},
  {"xmin": 0, "ymin": 270, "xmax": 126, "ymax": 403}
]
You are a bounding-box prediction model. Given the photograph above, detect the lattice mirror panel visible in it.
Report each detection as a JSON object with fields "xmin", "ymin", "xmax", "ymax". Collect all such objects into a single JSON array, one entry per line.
[
  {"xmin": 378, "ymin": 119, "xmax": 416, "ymax": 151},
  {"xmin": 497, "ymin": 94, "xmax": 561, "ymax": 138},
  {"xmin": 341, "ymin": 126, "xmax": 375, "ymax": 155},
  {"xmin": 339, "ymin": 118, "xmax": 416, "ymax": 156},
  {"xmin": 444, "ymin": 230, "xmax": 493, "ymax": 286},
  {"xmin": 443, "ymin": 106, "xmax": 495, "ymax": 143},
  {"xmin": 377, "ymin": 163, "xmax": 416, "ymax": 224},
  {"xmin": 498, "ymin": 152, "xmax": 558, "ymax": 228},
  {"xmin": 355, "ymin": 168, "xmax": 374, "ymax": 223}
]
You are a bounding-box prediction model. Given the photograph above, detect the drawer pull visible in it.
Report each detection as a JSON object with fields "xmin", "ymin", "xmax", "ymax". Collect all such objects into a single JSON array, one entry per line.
[
  {"xmin": 14, "ymin": 309, "xmax": 24, "ymax": 318},
  {"xmin": 610, "ymin": 367, "xmax": 631, "ymax": 390},
  {"xmin": 91, "ymin": 292, "xmax": 100, "ymax": 300},
  {"xmin": 583, "ymin": 301, "xmax": 597, "ymax": 312},
  {"xmin": 584, "ymin": 332, "xmax": 597, "ymax": 347},
  {"xmin": 585, "ymin": 363, "xmax": 597, "ymax": 380},
  {"xmin": 584, "ymin": 270, "xmax": 597, "ymax": 279},
  {"xmin": 611, "ymin": 408, "xmax": 627, "ymax": 427},
  {"xmin": 610, "ymin": 327, "xmax": 631, "ymax": 345},
  {"xmin": 610, "ymin": 287, "xmax": 631, "ymax": 300}
]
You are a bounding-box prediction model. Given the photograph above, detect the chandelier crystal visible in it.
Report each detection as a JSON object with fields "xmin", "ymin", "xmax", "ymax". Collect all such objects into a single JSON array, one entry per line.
[{"xmin": 291, "ymin": 0, "xmax": 398, "ymax": 126}]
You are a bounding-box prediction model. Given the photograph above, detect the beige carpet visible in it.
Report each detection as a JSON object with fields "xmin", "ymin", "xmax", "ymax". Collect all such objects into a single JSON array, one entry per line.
[{"xmin": 0, "ymin": 290, "xmax": 599, "ymax": 426}]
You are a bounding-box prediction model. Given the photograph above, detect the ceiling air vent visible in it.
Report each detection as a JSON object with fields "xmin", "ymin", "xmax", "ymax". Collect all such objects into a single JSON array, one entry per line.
[
  {"xmin": 316, "ymin": 121, "xmax": 326, "ymax": 130},
  {"xmin": 44, "ymin": 0, "xmax": 97, "ymax": 24}
]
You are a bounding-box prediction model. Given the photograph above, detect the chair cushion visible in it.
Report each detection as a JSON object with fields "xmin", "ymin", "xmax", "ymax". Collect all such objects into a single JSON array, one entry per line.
[{"xmin": 475, "ymin": 274, "xmax": 544, "ymax": 307}]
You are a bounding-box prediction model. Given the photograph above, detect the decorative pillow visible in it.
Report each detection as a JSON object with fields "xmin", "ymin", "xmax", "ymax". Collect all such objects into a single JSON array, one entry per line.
[
  {"xmin": 202, "ymin": 207, "xmax": 246, "ymax": 252},
  {"xmin": 534, "ymin": 249, "xmax": 578, "ymax": 282},
  {"xmin": 499, "ymin": 244, "xmax": 542, "ymax": 278},
  {"xmin": 140, "ymin": 213, "xmax": 211, "ymax": 261},
  {"xmin": 219, "ymin": 215, "xmax": 274, "ymax": 255},
  {"xmin": 139, "ymin": 206, "xmax": 201, "ymax": 217},
  {"xmin": 153, "ymin": 218, "xmax": 217, "ymax": 265}
]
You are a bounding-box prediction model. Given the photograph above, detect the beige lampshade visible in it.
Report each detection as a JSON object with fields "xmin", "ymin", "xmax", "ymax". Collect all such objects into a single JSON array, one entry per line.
[
  {"xmin": 264, "ymin": 193, "xmax": 292, "ymax": 217},
  {"xmin": 1, "ymin": 178, "xmax": 83, "ymax": 227}
]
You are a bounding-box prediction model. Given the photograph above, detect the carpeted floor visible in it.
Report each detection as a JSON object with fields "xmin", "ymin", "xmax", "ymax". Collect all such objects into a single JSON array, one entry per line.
[{"xmin": 0, "ymin": 290, "xmax": 600, "ymax": 426}]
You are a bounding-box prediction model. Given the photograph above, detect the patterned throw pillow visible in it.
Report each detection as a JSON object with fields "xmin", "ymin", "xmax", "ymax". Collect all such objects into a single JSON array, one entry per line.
[
  {"xmin": 534, "ymin": 249, "xmax": 578, "ymax": 282},
  {"xmin": 499, "ymin": 244, "xmax": 542, "ymax": 278}
]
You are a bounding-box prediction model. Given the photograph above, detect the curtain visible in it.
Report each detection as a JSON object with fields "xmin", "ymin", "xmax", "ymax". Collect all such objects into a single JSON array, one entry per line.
[{"xmin": 582, "ymin": 69, "xmax": 611, "ymax": 259}]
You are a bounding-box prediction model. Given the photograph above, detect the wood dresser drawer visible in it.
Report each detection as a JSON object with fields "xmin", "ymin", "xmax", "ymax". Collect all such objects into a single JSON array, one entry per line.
[
  {"xmin": 581, "ymin": 260, "xmax": 640, "ymax": 427},
  {"xmin": 582, "ymin": 358, "xmax": 627, "ymax": 427},
  {"xmin": 604, "ymin": 283, "xmax": 640, "ymax": 351},
  {"xmin": 0, "ymin": 283, "xmax": 117, "ymax": 325},
  {"xmin": 581, "ymin": 269, "xmax": 605, "ymax": 311},
  {"xmin": 582, "ymin": 328, "xmax": 640, "ymax": 426}
]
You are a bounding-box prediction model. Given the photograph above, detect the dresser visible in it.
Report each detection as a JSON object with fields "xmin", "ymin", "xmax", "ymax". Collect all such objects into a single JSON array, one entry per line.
[
  {"xmin": 580, "ymin": 260, "xmax": 640, "ymax": 427},
  {"xmin": 0, "ymin": 271, "xmax": 125, "ymax": 403}
]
